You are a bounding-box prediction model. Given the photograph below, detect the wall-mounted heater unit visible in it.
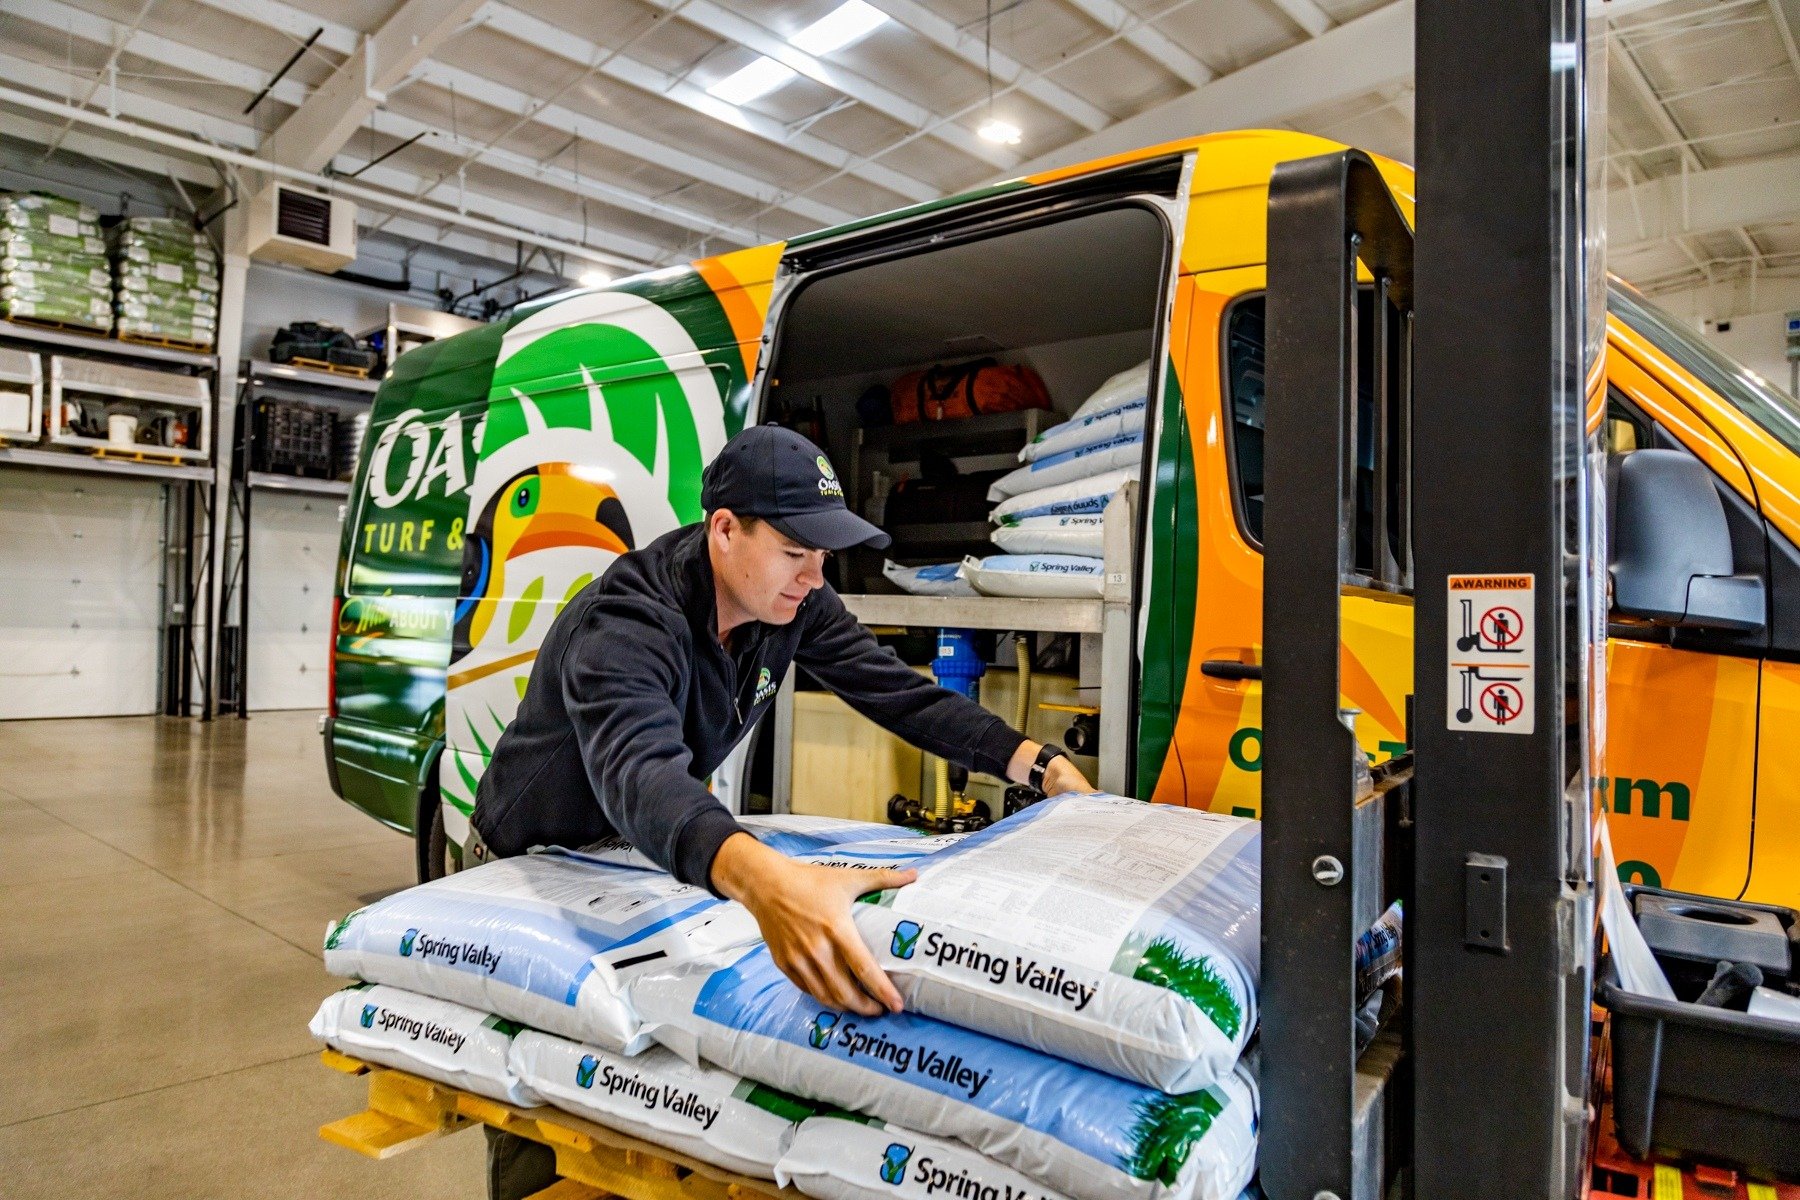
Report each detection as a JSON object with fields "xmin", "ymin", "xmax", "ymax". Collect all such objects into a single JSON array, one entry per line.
[{"xmin": 247, "ymin": 184, "xmax": 357, "ymax": 272}]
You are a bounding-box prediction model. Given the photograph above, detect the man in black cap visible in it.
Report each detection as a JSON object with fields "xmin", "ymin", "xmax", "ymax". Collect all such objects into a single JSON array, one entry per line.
[{"xmin": 470, "ymin": 425, "xmax": 1090, "ymax": 1198}]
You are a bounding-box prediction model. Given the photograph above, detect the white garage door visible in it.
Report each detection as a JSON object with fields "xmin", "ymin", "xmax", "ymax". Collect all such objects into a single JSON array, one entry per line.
[
  {"xmin": 0, "ymin": 470, "xmax": 164, "ymax": 719},
  {"xmin": 245, "ymin": 488, "xmax": 338, "ymax": 711}
]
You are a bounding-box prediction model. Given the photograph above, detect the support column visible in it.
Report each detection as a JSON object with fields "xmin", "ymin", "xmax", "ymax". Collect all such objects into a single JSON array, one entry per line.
[{"xmin": 1409, "ymin": 0, "xmax": 1604, "ymax": 1195}]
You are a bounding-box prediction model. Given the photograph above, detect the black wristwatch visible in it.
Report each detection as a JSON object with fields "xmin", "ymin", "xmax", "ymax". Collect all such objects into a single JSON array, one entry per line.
[{"xmin": 1027, "ymin": 743, "xmax": 1070, "ymax": 792}]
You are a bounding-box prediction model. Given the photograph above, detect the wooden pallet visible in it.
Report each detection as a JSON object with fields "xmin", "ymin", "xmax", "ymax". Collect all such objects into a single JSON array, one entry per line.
[
  {"xmin": 116, "ymin": 329, "xmax": 214, "ymax": 353},
  {"xmin": 320, "ymin": 1051, "xmax": 798, "ymax": 1200},
  {"xmin": 3, "ymin": 314, "xmax": 112, "ymax": 338},
  {"xmin": 283, "ymin": 355, "xmax": 371, "ymax": 379},
  {"xmin": 89, "ymin": 445, "xmax": 195, "ymax": 466}
]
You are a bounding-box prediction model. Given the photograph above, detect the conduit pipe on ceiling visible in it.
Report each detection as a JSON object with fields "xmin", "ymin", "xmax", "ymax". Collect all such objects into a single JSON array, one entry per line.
[{"xmin": 0, "ymin": 83, "xmax": 648, "ymax": 273}]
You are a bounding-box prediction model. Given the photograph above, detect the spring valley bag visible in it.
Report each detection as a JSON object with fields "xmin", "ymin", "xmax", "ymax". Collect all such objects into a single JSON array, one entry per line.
[
  {"xmin": 573, "ymin": 814, "xmax": 930, "ymax": 871},
  {"xmin": 990, "ymin": 468, "xmax": 1135, "ymax": 525},
  {"xmin": 632, "ymin": 946, "xmax": 1258, "ymax": 1200},
  {"xmin": 309, "ymin": 983, "xmax": 540, "ymax": 1105},
  {"xmin": 851, "ymin": 794, "xmax": 1260, "ymax": 1093},
  {"xmin": 511, "ymin": 1032, "xmax": 815, "ymax": 1179},
  {"xmin": 990, "ymin": 515, "xmax": 1106, "ymax": 557},
  {"xmin": 889, "ymin": 360, "xmax": 1051, "ymax": 425},
  {"xmin": 961, "ymin": 554, "xmax": 1104, "ymax": 599},
  {"xmin": 1070, "ymin": 362, "xmax": 1152, "ymax": 422},
  {"xmin": 777, "ymin": 1113, "xmax": 1076, "ymax": 1200},
  {"xmin": 322, "ymin": 852, "xmax": 761, "ymax": 1052},
  {"xmin": 883, "ymin": 560, "xmax": 978, "ymax": 597},
  {"xmin": 1022, "ymin": 398, "xmax": 1148, "ymax": 464},
  {"xmin": 988, "ymin": 432, "xmax": 1146, "ymax": 501}
]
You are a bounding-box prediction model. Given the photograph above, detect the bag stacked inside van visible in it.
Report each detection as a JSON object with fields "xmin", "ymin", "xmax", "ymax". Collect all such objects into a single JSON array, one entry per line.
[
  {"xmin": 311, "ymin": 797, "xmax": 1268, "ymax": 1200},
  {"xmin": 886, "ymin": 361, "xmax": 1150, "ymax": 599}
]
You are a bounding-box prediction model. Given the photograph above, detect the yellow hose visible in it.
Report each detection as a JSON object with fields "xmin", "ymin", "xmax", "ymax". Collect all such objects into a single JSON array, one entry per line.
[
  {"xmin": 933, "ymin": 753, "xmax": 951, "ymax": 821},
  {"xmin": 1014, "ymin": 634, "xmax": 1032, "ymax": 734}
]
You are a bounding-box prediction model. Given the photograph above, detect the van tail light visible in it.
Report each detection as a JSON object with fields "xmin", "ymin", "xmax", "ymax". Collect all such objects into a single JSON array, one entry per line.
[{"xmin": 328, "ymin": 595, "xmax": 340, "ymax": 718}]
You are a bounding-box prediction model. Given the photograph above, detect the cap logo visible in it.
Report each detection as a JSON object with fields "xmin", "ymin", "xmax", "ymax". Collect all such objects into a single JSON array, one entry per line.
[{"xmin": 816, "ymin": 454, "xmax": 844, "ymax": 498}]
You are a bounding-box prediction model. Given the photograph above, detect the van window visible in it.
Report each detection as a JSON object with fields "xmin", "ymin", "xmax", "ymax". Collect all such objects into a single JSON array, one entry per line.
[
  {"xmin": 1224, "ymin": 291, "xmax": 1405, "ymax": 577},
  {"xmin": 1610, "ymin": 283, "xmax": 1800, "ymax": 457}
]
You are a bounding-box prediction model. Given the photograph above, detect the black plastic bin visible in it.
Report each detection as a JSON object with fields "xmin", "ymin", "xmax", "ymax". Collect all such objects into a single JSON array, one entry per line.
[{"xmin": 1597, "ymin": 888, "xmax": 1800, "ymax": 1181}]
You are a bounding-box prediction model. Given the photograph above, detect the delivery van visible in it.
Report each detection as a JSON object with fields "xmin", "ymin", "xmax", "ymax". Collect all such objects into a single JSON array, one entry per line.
[{"xmin": 322, "ymin": 129, "xmax": 1799, "ymax": 907}]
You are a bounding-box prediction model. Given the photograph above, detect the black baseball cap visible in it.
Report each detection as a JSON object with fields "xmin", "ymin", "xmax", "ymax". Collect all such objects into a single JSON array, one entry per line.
[{"xmin": 701, "ymin": 424, "xmax": 891, "ymax": 551}]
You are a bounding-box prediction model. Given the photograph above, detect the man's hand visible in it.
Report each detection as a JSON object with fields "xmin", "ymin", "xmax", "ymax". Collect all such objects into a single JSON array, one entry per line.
[
  {"xmin": 1006, "ymin": 740, "xmax": 1095, "ymax": 796},
  {"xmin": 710, "ymin": 833, "xmax": 915, "ymax": 1017}
]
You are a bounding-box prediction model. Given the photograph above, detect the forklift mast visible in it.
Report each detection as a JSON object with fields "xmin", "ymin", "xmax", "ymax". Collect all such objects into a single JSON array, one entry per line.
[{"xmin": 1257, "ymin": 0, "xmax": 1605, "ymax": 1197}]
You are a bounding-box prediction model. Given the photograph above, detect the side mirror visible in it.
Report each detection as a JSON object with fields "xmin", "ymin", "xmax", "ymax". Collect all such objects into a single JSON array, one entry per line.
[{"xmin": 1608, "ymin": 449, "xmax": 1765, "ymax": 632}]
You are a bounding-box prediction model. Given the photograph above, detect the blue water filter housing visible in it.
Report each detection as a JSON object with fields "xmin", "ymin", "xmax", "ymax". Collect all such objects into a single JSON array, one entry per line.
[{"xmin": 933, "ymin": 628, "xmax": 986, "ymax": 699}]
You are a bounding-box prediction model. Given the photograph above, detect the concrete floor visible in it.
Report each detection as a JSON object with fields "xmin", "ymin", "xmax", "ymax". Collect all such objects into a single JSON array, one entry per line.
[{"xmin": 0, "ymin": 712, "xmax": 485, "ymax": 1200}]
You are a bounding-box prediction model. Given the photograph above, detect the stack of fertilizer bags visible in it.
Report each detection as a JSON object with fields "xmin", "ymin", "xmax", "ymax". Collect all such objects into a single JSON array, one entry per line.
[
  {"xmin": 111, "ymin": 218, "xmax": 219, "ymax": 347},
  {"xmin": 0, "ymin": 194, "xmax": 112, "ymax": 332},
  {"xmin": 312, "ymin": 795, "xmax": 1265, "ymax": 1200},
  {"xmin": 883, "ymin": 362, "xmax": 1151, "ymax": 600}
]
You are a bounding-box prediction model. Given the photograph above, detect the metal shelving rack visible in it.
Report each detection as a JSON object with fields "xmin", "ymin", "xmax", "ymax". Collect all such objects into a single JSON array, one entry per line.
[
  {"xmin": 0, "ymin": 318, "xmax": 219, "ymax": 717},
  {"xmin": 218, "ymin": 359, "xmax": 376, "ymax": 717},
  {"xmin": 768, "ymin": 481, "xmax": 1139, "ymax": 806}
]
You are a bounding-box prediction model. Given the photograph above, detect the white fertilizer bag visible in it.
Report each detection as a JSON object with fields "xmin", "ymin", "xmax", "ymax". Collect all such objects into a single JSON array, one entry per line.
[
  {"xmin": 777, "ymin": 1113, "xmax": 1076, "ymax": 1200},
  {"xmin": 962, "ymin": 554, "xmax": 1104, "ymax": 599},
  {"xmin": 990, "ymin": 467, "xmax": 1135, "ymax": 525},
  {"xmin": 1022, "ymin": 398, "xmax": 1147, "ymax": 464},
  {"xmin": 322, "ymin": 852, "xmax": 760, "ymax": 1052},
  {"xmin": 575, "ymin": 813, "xmax": 923, "ymax": 871},
  {"xmin": 991, "ymin": 514, "xmax": 1106, "ymax": 557},
  {"xmin": 1070, "ymin": 361, "xmax": 1152, "ymax": 423},
  {"xmin": 309, "ymin": 983, "xmax": 540, "ymax": 1105},
  {"xmin": 510, "ymin": 1032, "xmax": 816, "ymax": 1179},
  {"xmin": 988, "ymin": 431, "xmax": 1145, "ymax": 501},
  {"xmin": 851, "ymin": 794, "xmax": 1260, "ymax": 1093},
  {"xmin": 633, "ymin": 945, "xmax": 1259, "ymax": 1200},
  {"xmin": 884, "ymin": 560, "xmax": 978, "ymax": 598}
]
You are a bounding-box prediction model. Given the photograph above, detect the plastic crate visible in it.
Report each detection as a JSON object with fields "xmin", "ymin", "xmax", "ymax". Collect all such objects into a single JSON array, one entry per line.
[
  {"xmin": 251, "ymin": 398, "xmax": 335, "ymax": 478},
  {"xmin": 1596, "ymin": 889, "xmax": 1800, "ymax": 1181}
]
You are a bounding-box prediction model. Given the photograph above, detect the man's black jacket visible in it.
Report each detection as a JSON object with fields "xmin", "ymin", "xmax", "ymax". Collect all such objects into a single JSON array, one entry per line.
[{"xmin": 471, "ymin": 522, "xmax": 1026, "ymax": 889}]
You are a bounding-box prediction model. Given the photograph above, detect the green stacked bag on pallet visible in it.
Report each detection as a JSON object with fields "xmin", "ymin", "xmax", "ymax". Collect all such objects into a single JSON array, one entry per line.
[
  {"xmin": 111, "ymin": 217, "xmax": 219, "ymax": 347},
  {"xmin": 0, "ymin": 193, "xmax": 111, "ymax": 331}
]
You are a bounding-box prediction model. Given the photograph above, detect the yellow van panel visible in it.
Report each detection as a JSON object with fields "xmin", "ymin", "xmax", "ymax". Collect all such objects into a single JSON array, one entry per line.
[{"xmin": 1605, "ymin": 640, "xmax": 1758, "ymax": 898}]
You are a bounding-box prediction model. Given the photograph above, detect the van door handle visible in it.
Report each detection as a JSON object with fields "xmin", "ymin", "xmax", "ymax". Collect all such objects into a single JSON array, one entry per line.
[{"xmin": 1200, "ymin": 660, "xmax": 1264, "ymax": 682}]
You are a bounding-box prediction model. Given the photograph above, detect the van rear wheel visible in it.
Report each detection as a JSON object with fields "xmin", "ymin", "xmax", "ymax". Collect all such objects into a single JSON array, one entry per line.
[{"xmin": 417, "ymin": 790, "xmax": 452, "ymax": 883}]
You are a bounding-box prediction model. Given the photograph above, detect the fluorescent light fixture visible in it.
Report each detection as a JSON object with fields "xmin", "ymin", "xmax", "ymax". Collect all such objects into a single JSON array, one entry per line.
[
  {"xmin": 578, "ymin": 269, "xmax": 610, "ymax": 287},
  {"xmin": 707, "ymin": 56, "xmax": 799, "ymax": 106},
  {"xmin": 977, "ymin": 118, "xmax": 1022, "ymax": 146},
  {"xmin": 790, "ymin": 0, "xmax": 889, "ymax": 56}
]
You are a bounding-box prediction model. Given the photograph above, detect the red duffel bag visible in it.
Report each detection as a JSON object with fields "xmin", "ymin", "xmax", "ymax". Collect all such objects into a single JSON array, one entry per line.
[{"xmin": 888, "ymin": 358, "xmax": 1051, "ymax": 424}]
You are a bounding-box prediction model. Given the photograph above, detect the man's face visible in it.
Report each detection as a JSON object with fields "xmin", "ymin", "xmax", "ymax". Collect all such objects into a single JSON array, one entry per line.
[{"xmin": 712, "ymin": 511, "xmax": 828, "ymax": 625}]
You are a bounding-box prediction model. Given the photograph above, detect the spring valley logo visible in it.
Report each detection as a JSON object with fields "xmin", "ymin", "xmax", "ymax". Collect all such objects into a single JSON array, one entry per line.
[
  {"xmin": 400, "ymin": 928, "xmax": 420, "ymax": 956},
  {"xmin": 808, "ymin": 1011, "xmax": 839, "ymax": 1049},
  {"xmin": 891, "ymin": 920, "xmax": 922, "ymax": 960},
  {"xmin": 576, "ymin": 1054, "xmax": 600, "ymax": 1089},
  {"xmin": 880, "ymin": 1142, "xmax": 913, "ymax": 1186},
  {"xmin": 360, "ymin": 1004, "xmax": 378, "ymax": 1029},
  {"xmin": 817, "ymin": 454, "xmax": 843, "ymax": 497}
]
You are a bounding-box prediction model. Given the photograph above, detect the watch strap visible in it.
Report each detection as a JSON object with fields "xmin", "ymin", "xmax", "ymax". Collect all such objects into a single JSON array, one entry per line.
[{"xmin": 1028, "ymin": 743, "xmax": 1068, "ymax": 791}]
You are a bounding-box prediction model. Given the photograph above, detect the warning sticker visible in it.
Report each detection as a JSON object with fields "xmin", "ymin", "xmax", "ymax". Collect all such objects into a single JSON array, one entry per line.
[{"xmin": 1447, "ymin": 573, "xmax": 1534, "ymax": 734}]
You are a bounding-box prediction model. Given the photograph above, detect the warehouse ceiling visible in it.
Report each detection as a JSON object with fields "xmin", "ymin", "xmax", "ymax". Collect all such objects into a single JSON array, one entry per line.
[{"xmin": 1, "ymin": 0, "xmax": 1796, "ymax": 312}]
